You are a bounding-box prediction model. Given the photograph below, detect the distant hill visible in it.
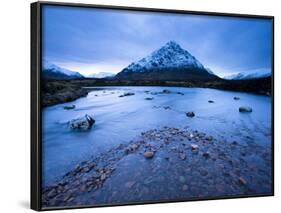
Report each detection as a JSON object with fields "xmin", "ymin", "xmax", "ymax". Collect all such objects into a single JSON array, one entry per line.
[
  {"xmin": 115, "ymin": 41, "xmax": 219, "ymax": 81},
  {"xmin": 87, "ymin": 72, "xmax": 115, "ymax": 79},
  {"xmin": 42, "ymin": 60, "xmax": 84, "ymax": 80},
  {"xmin": 224, "ymin": 69, "xmax": 271, "ymax": 80}
]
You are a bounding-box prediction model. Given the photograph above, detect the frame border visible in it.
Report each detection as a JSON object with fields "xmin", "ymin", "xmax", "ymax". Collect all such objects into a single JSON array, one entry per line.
[{"xmin": 31, "ymin": 1, "xmax": 274, "ymax": 211}]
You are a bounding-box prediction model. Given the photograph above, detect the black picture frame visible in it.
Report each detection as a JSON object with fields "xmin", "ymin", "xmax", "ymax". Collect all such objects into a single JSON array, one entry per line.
[{"xmin": 31, "ymin": 1, "xmax": 274, "ymax": 211}]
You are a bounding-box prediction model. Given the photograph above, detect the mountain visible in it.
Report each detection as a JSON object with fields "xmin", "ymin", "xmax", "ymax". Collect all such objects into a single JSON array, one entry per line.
[
  {"xmin": 224, "ymin": 69, "xmax": 271, "ymax": 80},
  {"xmin": 87, "ymin": 72, "xmax": 115, "ymax": 79},
  {"xmin": 42, "ymin": 60, "xmax": 84, "ymax": 80},
  {"xmin": 115, "ymin": 41, "xmax": 218, "ymax": 81}
]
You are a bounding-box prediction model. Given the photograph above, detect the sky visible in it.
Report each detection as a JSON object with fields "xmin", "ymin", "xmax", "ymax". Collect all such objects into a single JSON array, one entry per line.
[{"xmin": 42, "ymin": 5, "xmax": 273, "ymax": 77}]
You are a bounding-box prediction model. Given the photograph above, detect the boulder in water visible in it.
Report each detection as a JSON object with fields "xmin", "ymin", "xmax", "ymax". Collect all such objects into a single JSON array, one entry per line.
[
  {"xmin": 186, "ymin": 111, "xmax": 195, "ymax": 117},
  {"xmin": 119, "ymin": 92, "xmax": 135, "ymax": 98},
  {"xmin": 239, "ymin": 106, "xmax": 252, "ymax": 113},
  {"xmin": 69, "ymin": 114, "xmax": 95, "ymax": 130}
]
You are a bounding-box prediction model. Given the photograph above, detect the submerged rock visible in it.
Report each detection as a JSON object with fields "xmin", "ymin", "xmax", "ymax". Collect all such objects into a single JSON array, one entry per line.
[
  {"xmin": 119, "ymin": 92, "xmax": 135, "ymax": 98},
  {"xmin": 144, "ymin": 97, "xmax": 154, "ymax": 100},
  {"xmin": 63, "ymin": 105, "xmax": 75, "ymax": 110},
  {"xmin": 234, "ymin": 96, "xmax": 240, "ymax": 100},
  {"xmin": 239, "ymin": 106, "xmax": 253, "ymax": 113},
  {"xmin": 186, "ymin": 112, "xmax": 195, "ymax": 117},
  {"xmin": 69, "ymin": 114, "xmax": 95, "ymax": 130},
  {"xmin": 162, "ymin": 89, "xmax": 171, "ymax": 94},
  {"xmin": 177, "ymin": 92, "xmax": 184, "ymax": 95}
]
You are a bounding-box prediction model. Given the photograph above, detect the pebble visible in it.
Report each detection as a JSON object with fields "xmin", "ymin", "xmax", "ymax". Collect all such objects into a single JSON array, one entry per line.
[
  {"xmin": 125, "ymin": 181, "xmax": 136, "ymax": 188},
  {"xmin": 143, "ymin": 151, "xmax": 154, "ymax": 159},
  {"xmin": 191, "ymin": 144, "xmax": 199, "ymax": 151},
  {"xmin": 179, "ymin": 153, "xmax": 187, "ymax": 160},
  {"xmin": 202, "ymin": 152, "xmax": 211, "ymax": 159},
  {"xmin": 179, "ymin": 176, "xmax": 186, "ymax": 183},
  {"xmin": 182, "ymin": 185, "xmax": 188, "ymax": 191},
  {"xmin": 199, "ymin": 169, "xmax": 208, "ymax": 176},
  {"xmin": 238, "ymin": 177, "xmax": 247, "ymax": 185}
]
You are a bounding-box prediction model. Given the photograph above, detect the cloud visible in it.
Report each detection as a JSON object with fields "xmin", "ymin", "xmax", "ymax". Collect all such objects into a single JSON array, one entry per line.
[{"xmin": 42, "ymin": 5, "xmax": 272, "ymax": 76}]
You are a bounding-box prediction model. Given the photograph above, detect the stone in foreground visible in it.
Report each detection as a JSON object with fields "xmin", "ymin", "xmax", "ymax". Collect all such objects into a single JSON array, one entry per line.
[
  {"xmin": 239, "ymin": 106, "xmax": 253, "ymax": 113},
  {"xmin": 69, "ymin": 114, "xmax": 95, "ymax": 130},
  {"xmin": 186, "ymin": 111, "xmax": 195, "ymax": 117},
  {"xmin": 143, "ymin": 151, "xmax": 154, "ymax": 159}
]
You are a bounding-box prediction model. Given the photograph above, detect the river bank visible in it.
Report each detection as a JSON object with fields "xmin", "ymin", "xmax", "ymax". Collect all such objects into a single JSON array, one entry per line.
[
  {"xmin": 41, "ymin": 77, "xmax": 271, "ymax": 107},
  {"xmin": 42, "ymin": 126, "xmax": 272, "ymax": 208}
]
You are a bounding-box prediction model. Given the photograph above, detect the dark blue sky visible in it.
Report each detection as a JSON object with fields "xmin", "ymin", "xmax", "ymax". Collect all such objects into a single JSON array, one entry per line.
[{"xmin": 42, "ymin": 5, "xmax": 272, "ymax": 77}]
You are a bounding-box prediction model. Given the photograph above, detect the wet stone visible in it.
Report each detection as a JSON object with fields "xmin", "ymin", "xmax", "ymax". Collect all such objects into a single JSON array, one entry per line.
[
  {"xmin": 186, "ymin": 112, "xmax": 195, "ymax": 117},
  {"xmin": 179, "ymin": 176, "xmax": 186, "ymax": 183},
  {"xmin": 143, "ymin": 151, "xmax": 154, "ymax": 159},
  {"xmin": 202, "ymin": 152, "xmax": 211, "ymax": 159},
  {"xmin": 125, "ymin": 181, "xmax": 136, "ymax": 188},
  {"xmin": 182, "ymin": 185, "xmax": 188, "ymax": 191}
]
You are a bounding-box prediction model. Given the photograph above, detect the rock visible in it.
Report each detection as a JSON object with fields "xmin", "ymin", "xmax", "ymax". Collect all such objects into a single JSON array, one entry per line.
[
  {"xmin": 47, "ymin": 189, "xmax": 57, "ymax": 198},
  {"xmin": 100, "ymin": 174, "xmax": 106, "ymax": 181},
  {"xmin": 234, "ymin": 96, "xmax": 240, "ymax": 100},
  {"xmin": 232, "ymin": 141, "xmax": 238, "ymax": 145},
  {"xmin": 162, "ymin": 89, "xmax": 171, "ymax": 94},
  {"xmin": 63, "ymin": 105, "xmax": 75, "ymax": 110},
  {"xmin": 191, "ymin": 144, "xmax": 198, "ymax": 151},
  {"xmin": 179, "ymin": 176, "xmax": 186, "ymax": 183},
  {"xmin": 208, "ymin": 100, "xmax": 214, "ymax": 103},
  {"xmin": 186, "ymin": 112, "xmax": 195, "ymax": 117},
  {"xmin": 182, "ymin": 185, "xmax": 188, "ymax": 191},
  {"xmin": 143, "ymin": 151, "xmax": 154, "ymax": 159},
  {"xmin": 200, "ymin": 169, "xmax": 208, "ymax": 176},
  {"xmin": 238, "ymin": 177, "xmax": 247, "ymax": 185},
  {"xmin": 177, "ymin": 92, "xmax": 184, "ymax": 95},
  {"xmin": 125, "ymin": 181, "xmax": 135, "ymax": 188},
  {"xmin": 179, "ymin": 153, "xmax": 186, "ymax": 160},
  {"xmin": 131, "ymin": 144, "xmax": 139, "ymax": 150},
  {"xmin": 145, "ymin": 97, "xmax": 154, "ymax": 100},
  {"xmin": 239, "ymin": 106, "xmax": 253, "ymax": 113},
  {"xmin": 69, "ymin": 114, "xmax": 95, "ymax": 130},
  {"xmin": 202, "ymin": 152, "xmax": 211, "ymax": 159},
  {"xmin": 205, "ymin": 136, "xmax": 213, "ymax": 141},
  {"xmin": 119, "ymin": 92, "xmax": 135, "ymax": 98}
]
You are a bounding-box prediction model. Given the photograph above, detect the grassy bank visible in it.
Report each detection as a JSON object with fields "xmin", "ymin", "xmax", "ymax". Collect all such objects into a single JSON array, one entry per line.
[{"xmin": 41, "ymin": 77, "xmax": 271, "ymax": 107}]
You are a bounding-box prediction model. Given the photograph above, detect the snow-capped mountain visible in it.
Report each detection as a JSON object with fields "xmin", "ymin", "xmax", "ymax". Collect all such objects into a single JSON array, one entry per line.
[
  {"xmin": 115, "ymin": 41, "xmax": 218, "ymax": 81},
  {"xmin": 224, "ymin": 69, "xmax": 271, "ymax": 80},
  {"xmin": 87, "ymin": 72, "xmax": 115, "ymax": 79},
  {"xmin": 42, "ymin": 60, "xmax": 84, "ymax": 79}
]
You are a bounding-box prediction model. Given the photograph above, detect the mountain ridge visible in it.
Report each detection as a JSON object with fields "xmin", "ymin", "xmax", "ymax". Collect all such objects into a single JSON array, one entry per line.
[
  {"xmin": 115, "ymin": 41, "xmax": 218, "ymax": 81},
  {"xmin": 42, "ymin": 60, "xmax": 84, "ymax": 80}
]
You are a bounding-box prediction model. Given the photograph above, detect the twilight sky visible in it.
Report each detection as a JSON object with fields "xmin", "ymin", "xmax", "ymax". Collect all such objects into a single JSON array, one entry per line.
[{"xmin": 42, "ymin": 5, "xmax": 272, "ymax": 77}]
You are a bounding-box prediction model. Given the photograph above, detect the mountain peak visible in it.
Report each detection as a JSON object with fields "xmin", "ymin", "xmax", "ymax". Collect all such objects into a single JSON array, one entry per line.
[
  {"xmin": 115, "ymin": 41, "xmax": 218, "ymax": 81},
  {"xmin": 120, "ymin": 41, "xmax": 205, "ymax": 73},
  {"xmin": 164, "ymin": 40, "xmax": 181, "ymax": 48}
]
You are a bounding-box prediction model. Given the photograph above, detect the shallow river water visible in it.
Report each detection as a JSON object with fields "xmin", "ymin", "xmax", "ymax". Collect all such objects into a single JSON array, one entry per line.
[{"xmin": 42, "ymin": 86, "xmax": 272, "ymax": 193}]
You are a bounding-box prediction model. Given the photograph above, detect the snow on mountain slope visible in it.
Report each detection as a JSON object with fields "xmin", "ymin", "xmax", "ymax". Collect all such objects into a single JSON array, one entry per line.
[
  {"xmin": 43, "ymin": 60, "xmax": 84, "ymax": 79},
  {"xmin": 87, "ymin": 72, "xmax": 115, "ymax": 79},
  {"xmin": 122, "ymin": 41, "xmax": 205, "ymax": 73},
  {"xmin": 224, "ymin": 69, "xmax": 271, "ymax": 80}
]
